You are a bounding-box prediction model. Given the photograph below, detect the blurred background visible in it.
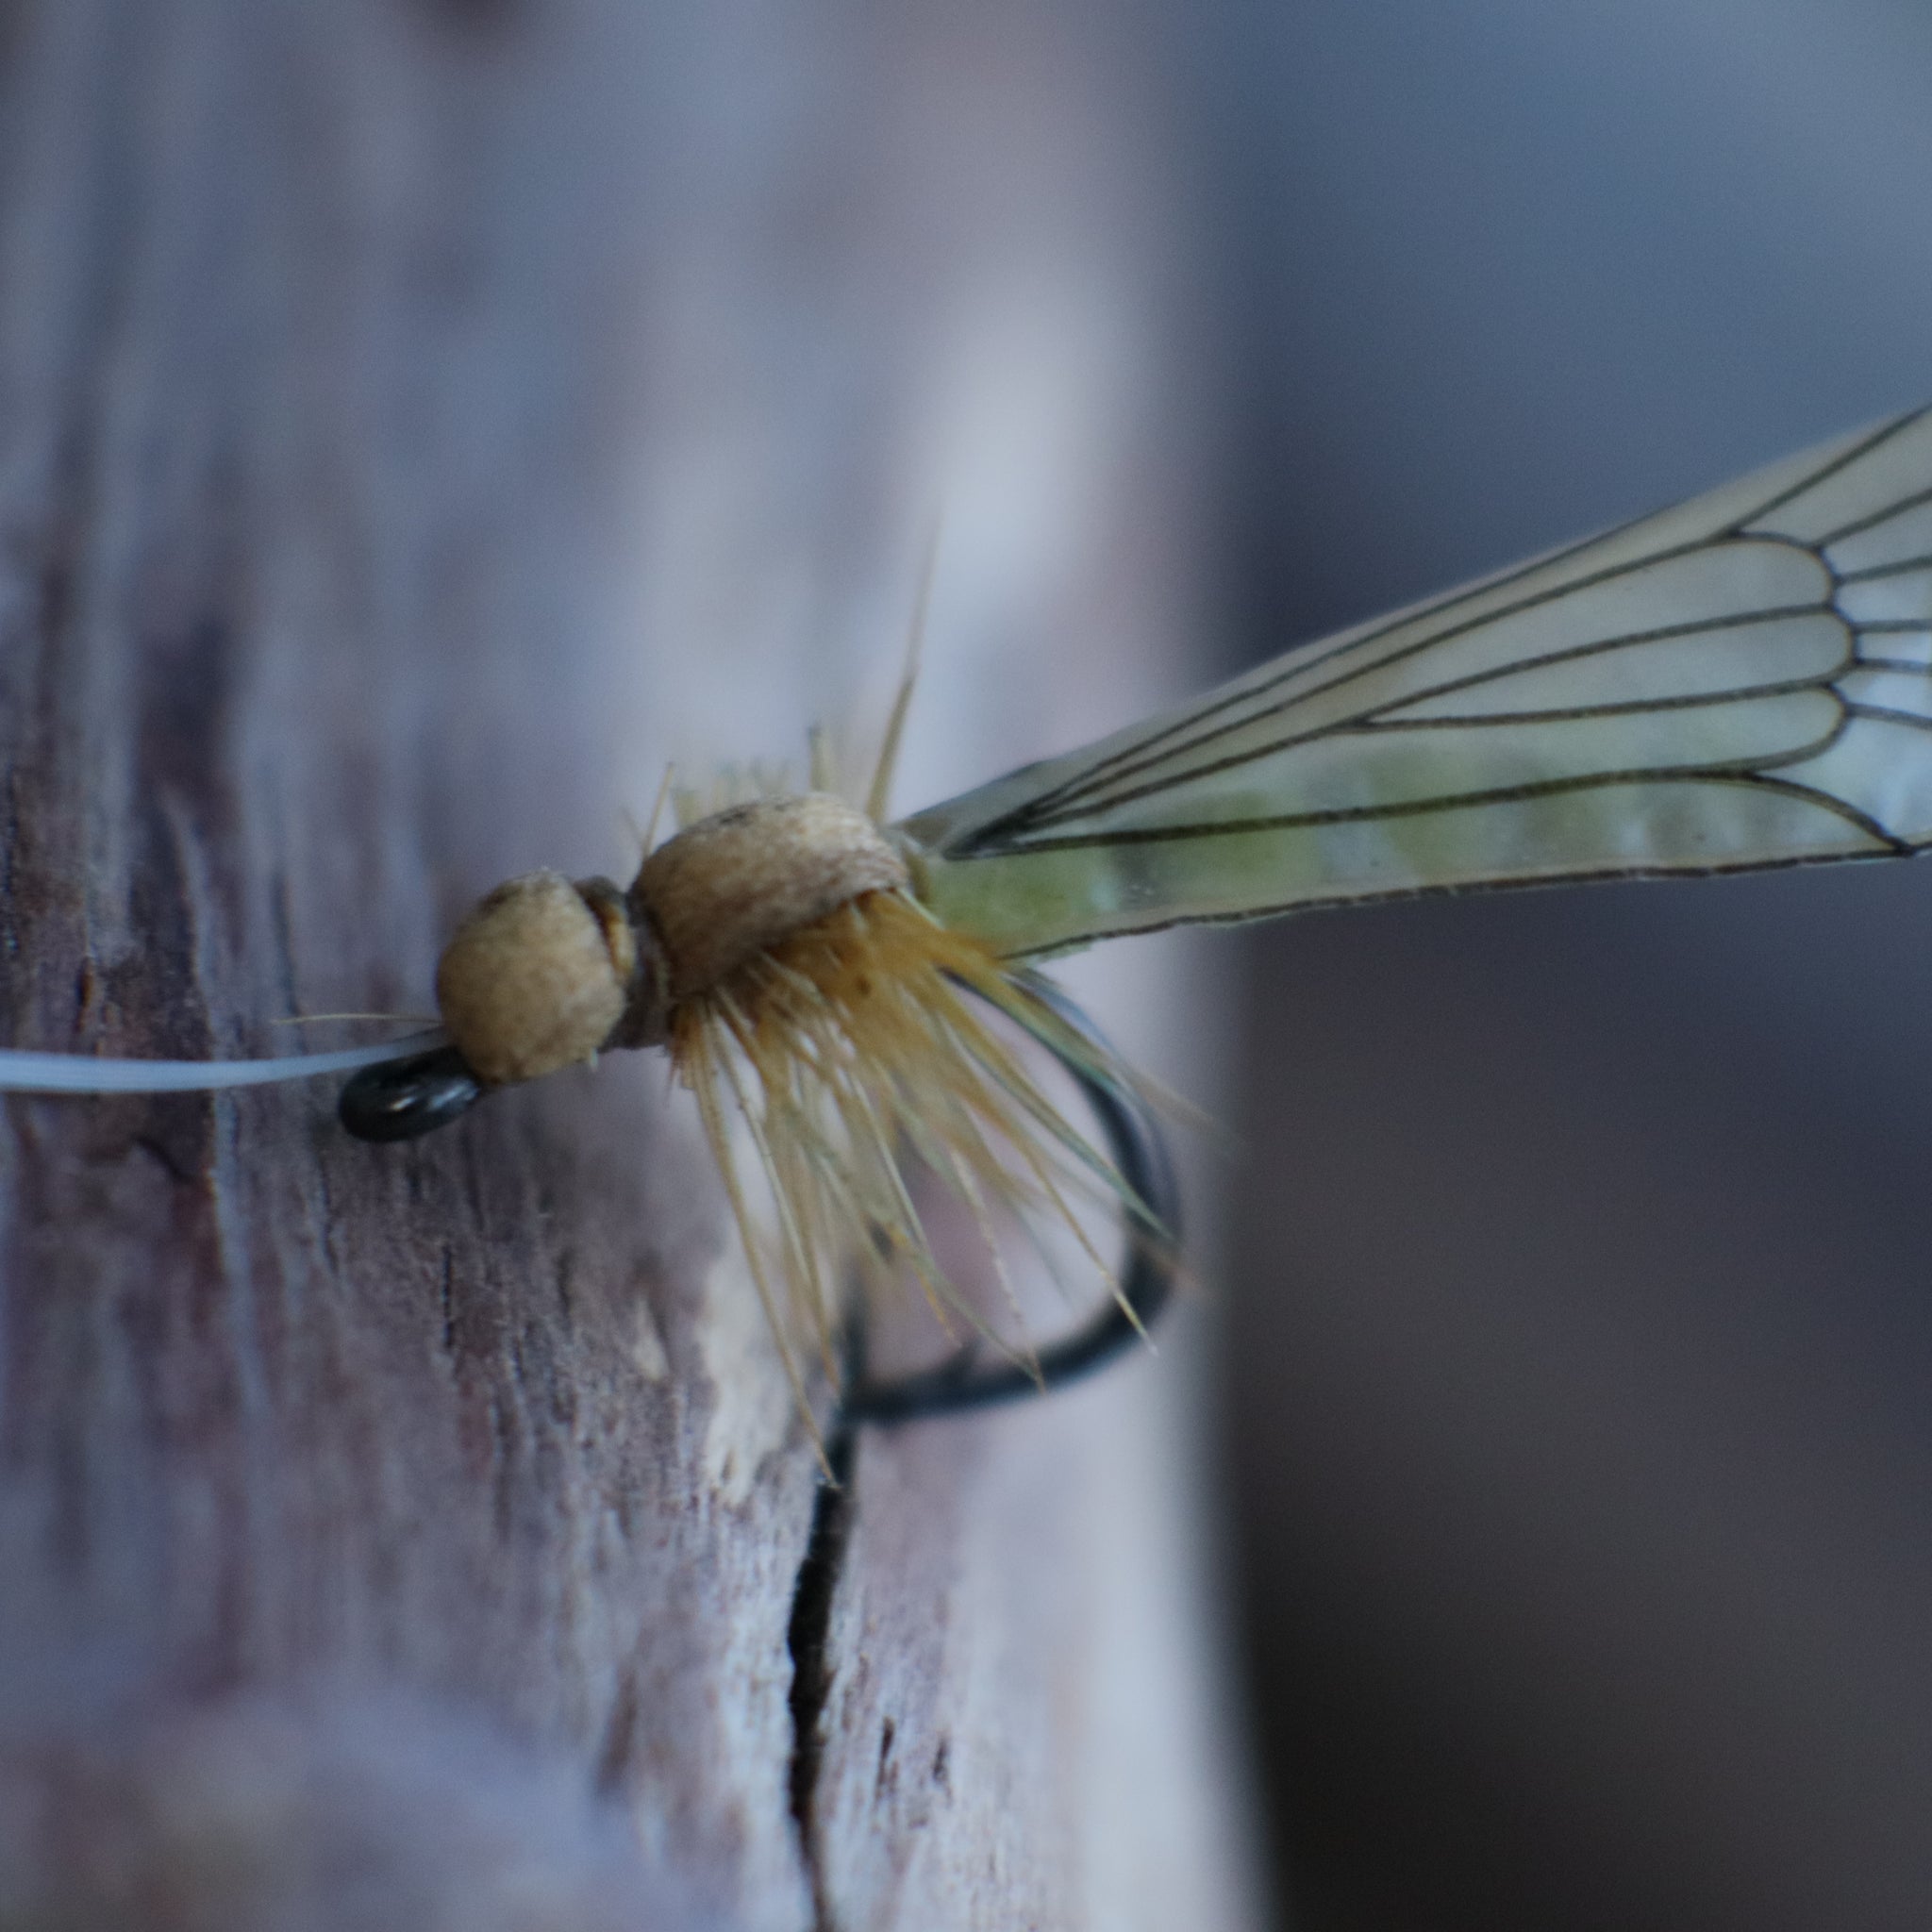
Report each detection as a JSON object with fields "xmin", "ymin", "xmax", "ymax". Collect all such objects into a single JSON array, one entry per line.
[{"xmin": 1203, "ymin": 3, "xmax": 1932, "ymax": 1928}]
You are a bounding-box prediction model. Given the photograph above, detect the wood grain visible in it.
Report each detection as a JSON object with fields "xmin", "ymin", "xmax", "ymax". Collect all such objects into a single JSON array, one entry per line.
[{"xmin": 0, "ymin": 3, "xmax": 1263, "ymax": 1925}]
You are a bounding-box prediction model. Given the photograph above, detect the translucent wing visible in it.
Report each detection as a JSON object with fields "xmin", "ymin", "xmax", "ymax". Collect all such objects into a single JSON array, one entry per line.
[{"xmin": 898, "ymin": 407, "xmax": 1932, "ymax": 958}]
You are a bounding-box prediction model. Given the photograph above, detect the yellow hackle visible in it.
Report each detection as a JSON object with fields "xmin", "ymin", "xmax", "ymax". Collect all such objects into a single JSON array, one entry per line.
[{"xmin": 667, "ymin": 884, "xmax": 1130, "ymax": 1433}]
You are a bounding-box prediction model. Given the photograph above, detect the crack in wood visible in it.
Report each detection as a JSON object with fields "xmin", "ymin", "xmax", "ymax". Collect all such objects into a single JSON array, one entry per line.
[
  {"xmin": 439, "ymin": 1244, "xmax": 457, "ymax": 1355},
  {"xmin": 785, "ymin": 1419, "xmax": 857, "ymax": 1932},
  {"xmin": 592, "ymin": 1664, "xmax": 641, "ymax": 1797}
]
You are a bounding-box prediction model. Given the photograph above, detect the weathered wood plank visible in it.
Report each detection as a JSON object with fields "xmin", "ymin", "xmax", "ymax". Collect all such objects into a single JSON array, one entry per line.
[{"xmin": 0, "ymin": 3, "xmax": 1264, "ymax": 1925}]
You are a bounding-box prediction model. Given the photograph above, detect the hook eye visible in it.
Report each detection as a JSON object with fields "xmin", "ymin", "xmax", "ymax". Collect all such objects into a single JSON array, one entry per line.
[
  {"xmin": 339, "ymin": 1045, "xmax": 486, "ymax": 1142},
  {"xmin": 842, "ymin": 974, "xmax": 1180, "ymax": 1427}
]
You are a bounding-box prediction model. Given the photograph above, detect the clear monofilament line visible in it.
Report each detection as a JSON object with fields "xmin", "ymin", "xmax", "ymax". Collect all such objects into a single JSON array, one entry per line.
[{"xmin": 0, "ymin": 1029, "xmax": 447, "ymax": 1094}]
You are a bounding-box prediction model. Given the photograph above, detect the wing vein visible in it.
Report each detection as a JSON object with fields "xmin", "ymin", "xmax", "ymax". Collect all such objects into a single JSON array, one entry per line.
[
  {"xmin": 991, "ymin": 553, "xmax": 1831, "ymax": 838},
  {"xmin": 1837, "ymin": 553, "xmax": 1932, "ymax": 585},
  {"xmin": 986, "ymin": 531, "xmax": 1750, "ymax": 831},
  {"xmin": 968, "ymin": 712, "xmax": 1850, "ymax": 857},
  {"xmin": 1008, "ymin": 624, "xmax": 1849, "ymax": 837},
  {"xmin": 1741, "ymin": 406, "xmax": 1931, "ymax": 527}
]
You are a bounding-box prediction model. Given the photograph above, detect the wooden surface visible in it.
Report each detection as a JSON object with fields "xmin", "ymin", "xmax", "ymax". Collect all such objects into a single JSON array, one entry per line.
[{"xmin": 0, "ymin": 4, "xmax": 1263, "ymax": 1927}]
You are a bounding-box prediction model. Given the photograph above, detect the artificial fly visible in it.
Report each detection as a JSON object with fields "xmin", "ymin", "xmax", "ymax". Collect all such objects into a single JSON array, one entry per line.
[
  {"xmin": 10, "ymin": 404, "xmax": 1932, "ymax": 1427},
  {"xmin": 337, "ymin": 775, "xmax": 1176, "ymax": 1429},
  {"xmin": 1, "ymin": 586, "xmax": 1178, "ymax": 1434}
]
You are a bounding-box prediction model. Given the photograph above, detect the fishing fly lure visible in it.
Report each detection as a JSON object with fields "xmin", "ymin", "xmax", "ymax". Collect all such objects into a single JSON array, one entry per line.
[{"xmin": 9, "ymin": 405, "xmax": 1932, "ymax": 1423}]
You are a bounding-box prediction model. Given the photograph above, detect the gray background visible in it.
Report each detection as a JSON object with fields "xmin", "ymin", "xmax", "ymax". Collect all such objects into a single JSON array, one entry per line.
[{"xmin": 1203, "ymin": 4, "xmax": 1932, "ymax": 1927}]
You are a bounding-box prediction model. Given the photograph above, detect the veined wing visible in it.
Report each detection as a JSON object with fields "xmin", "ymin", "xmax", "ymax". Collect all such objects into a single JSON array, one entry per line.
[{"xmin": 897, "ymin": 406, "xmax": 1932, "ymax": 958}]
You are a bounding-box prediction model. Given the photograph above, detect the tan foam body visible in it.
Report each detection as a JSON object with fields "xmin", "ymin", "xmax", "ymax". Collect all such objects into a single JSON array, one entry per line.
[
  {"xmin": 635, "ymin": 794, "xmax": 908, "ymax": 1001},
  {"xmin": 434, "ymin": 793, "xmax": 906, "ymax": 1085},
  {"xmin": 435, "ymin": 871, "xmax": 637, "ymax": 1085}
]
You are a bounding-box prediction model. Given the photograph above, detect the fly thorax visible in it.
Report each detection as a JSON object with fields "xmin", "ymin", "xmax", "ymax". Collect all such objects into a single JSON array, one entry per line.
[{"xmin": 631, "ymin": 793, "xmax": 908, "ymax": 1008}]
